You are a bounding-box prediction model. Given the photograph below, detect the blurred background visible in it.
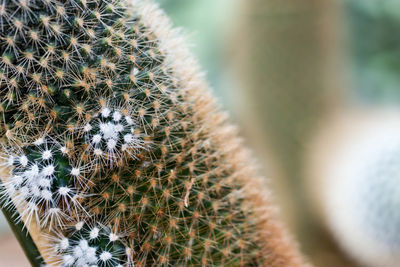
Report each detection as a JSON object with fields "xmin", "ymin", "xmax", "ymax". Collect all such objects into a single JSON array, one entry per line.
[{"xmin": 2, "ymin": 0, "xmax": 400, "ymax": 266}]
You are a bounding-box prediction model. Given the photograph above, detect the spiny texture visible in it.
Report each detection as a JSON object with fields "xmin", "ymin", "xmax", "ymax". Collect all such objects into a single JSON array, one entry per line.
[
  {"xmin": 0, "ymin": 0, "xmax": 151, "ymax": 148},
  {"xmin": 83, "ymin": 105, "xmax": 146, "ymax": 166},
  {"xmin": 0, "ymin": 0, "xmax": 305, "ymax": 266},
  {"xmin": 0, "ymin": 136, "xmax": 86, "ymax": 228},
  {"xmin": 45, "ymin": 221, "xmax": 133, "ymax": 266}
]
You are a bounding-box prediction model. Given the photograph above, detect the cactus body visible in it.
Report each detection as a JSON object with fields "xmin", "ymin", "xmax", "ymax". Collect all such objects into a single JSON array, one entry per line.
[{"xmin": 0, "ymin": 0, "xmax": 305, "ymax": 266}]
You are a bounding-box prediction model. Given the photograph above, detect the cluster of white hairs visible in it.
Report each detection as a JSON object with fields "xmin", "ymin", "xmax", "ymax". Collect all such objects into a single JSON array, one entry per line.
[
  {"xmin": 83, "ymin": 106, "xmax": 145, "ymax": 168},
  {"xmin": 0, "ymin": 105, "xmax": 147, "ymax": 230},
  {"xmin": 0, "ymin": 136, "xmax": 87, "ymax": 229},
  {"xmin": 44, "ymin": 221, "xmax": 133, "ymax": 267}
]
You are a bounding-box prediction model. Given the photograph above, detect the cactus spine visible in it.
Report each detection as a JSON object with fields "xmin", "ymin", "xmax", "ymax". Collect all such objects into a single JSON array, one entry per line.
[{"xmin": 0, "ymin": 0, "xmax": 305, "ymax": 266}]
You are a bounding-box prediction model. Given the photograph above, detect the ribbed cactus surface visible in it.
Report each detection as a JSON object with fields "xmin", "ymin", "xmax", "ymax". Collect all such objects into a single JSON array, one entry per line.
[{"xmin": 0, "ymin": 0, "xmax": 305, "ymax": 266}]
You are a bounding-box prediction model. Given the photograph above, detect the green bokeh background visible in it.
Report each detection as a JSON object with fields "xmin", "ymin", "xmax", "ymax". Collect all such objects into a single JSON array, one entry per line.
[
  {"xmin": 347, "ymin": 0, "xmax": 400, "ymax": 104},
  {"xmin": 158, "ymin": 0, "xmax": 240, "ymax": 111}
]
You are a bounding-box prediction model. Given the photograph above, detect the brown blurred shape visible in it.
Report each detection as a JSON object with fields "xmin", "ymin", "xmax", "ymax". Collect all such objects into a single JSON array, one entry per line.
[
  {"xmin": 0, "ymin": 234, "xmax": 30, "ymax": 267},
  {"xmin": 232, "ymin": 0, "xmax": 357, "ymax": 266}
]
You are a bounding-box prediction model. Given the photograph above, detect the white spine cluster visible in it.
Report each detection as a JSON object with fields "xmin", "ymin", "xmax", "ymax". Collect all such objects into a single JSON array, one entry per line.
[
  {"xmin": 0, "ymin": 137, "xmax": 85, "ymax": 228},
  {"xmin": 46, "ymin": 221, "xmax": 133, "ymax": 267},
  {"xmin": 84, "ymin": 106, "xmax": 145, "ymax": 167}
]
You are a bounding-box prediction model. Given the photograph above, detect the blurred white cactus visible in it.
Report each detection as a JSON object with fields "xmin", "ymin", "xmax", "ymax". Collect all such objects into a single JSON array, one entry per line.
[{"xmin": 309, "ymin": 109, "xmax": 400, "ymax": 267}]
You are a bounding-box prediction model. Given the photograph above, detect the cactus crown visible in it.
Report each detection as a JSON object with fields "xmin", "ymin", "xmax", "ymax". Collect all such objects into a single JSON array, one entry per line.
[{"xmin": 0, "ymin": 0, "xmax": 305, "ymax": 266}]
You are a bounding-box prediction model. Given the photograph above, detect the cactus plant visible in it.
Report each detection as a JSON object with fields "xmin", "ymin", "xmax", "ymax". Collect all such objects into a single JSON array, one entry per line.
[
  {"xmin": 307, "ymin": 110, "xmax": 400, "ymax": 267},
  {"xmin": 0, "ymin": 0, "xmax": 306, "ymax": 266}
]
